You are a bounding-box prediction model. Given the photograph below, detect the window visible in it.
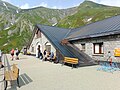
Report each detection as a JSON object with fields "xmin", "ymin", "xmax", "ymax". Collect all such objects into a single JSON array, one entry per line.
[
  {"xmin": 46, "ymin": 45, "xmax": 51, "ymax": 52},
  {"xmin": 93, "ymin": 43, "xmax": 103, "ymax": 54},
  {"xmin": 81, "ymin": 44, "xmax": 85, "ymax": 52},
  {"xmin": 36, "ymin": 30, "xmax": 41, "ymax": 38},
  {"xmin": 37, "ymin": 31, "xmax": 41, "ymax": 38},
  {"xmin": 31, "ymin": 47, "xmax": 34, "ymax": 52}
]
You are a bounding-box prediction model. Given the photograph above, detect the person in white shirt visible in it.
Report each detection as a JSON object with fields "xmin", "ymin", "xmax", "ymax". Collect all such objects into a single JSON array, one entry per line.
[{"xmin": 15, "ymin": 48, "xmax": 20, "ymax": 60}]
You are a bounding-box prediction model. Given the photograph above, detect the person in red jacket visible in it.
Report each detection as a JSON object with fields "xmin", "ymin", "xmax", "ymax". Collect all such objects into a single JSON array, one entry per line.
[{"xmin": 10, "ymin": 48, "xmax": 15, "ymax": 60}]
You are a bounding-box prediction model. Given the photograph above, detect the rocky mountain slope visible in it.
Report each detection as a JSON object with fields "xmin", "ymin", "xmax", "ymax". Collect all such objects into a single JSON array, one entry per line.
[
  {"xmin": 57, "ymin": 1, "xmax": 120, "ymax": 28},
  {"xmin": 0, "ymin": 0, "xmax": 120, "ymax": 52},
  {"xmin": 0, "ymin": 0, "xmax": 77, "ymax": 52}
]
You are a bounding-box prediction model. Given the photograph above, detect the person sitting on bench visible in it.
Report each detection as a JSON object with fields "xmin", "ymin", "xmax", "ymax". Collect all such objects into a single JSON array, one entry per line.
[
  {"xmin": 44, "ymin": 51, "xmax": 50, "ymax": 61},
  {"xmin": 49, "ymin": 52, "xmax": 54, "ymax": 62}
]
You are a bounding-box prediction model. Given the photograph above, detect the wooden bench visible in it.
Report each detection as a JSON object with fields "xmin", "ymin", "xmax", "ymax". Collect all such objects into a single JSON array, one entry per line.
[
  {"xmin": 62, "ymin": 57, "xmax": 79, "ymax": 68},
  {"xmin": 4, "ymin": 64, "xmax": 20, "ymax": 90}
]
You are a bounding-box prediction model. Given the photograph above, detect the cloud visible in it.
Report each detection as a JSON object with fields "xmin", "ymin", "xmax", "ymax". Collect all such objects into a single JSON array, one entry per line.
[
  {"xmin": 51, "ymin": 6, "xmax": 63, "ymax": 9},
  {"xmin": 2, "ymin": 0, "xmax": 12, "ymax": 3},
  {"xmin": 39, "ymin": 2, "xmax": 48, "ymax": 7},
  {"xmin": 20, "ymin": 3, "xmax": 30, "ymax": 9},
  {"xmin": 20, "ymin": 2, "xmax": 48, "ymax": 9},
  {"xmin": 90, "ymin": 0, "xmax": 120, "ymax": 7},
  {"xmin": 73, "ymin": 3, "xmax": 80, "ymax": 7},
  {"xmin": 32, "ymin": 2, "xmax": 58, "ymax": 9},
  {"xmin": 51, "ymin": 6, "xmax": 58, "ymax": 9},
  {"xmin": 38, "ymin": 2, "xmax": 68, "ymax": 9},
  {"xmin": 22, "ymin": 2, "xmax": 61, "ymax": 9},
  {"xmin": 2, "ymin": 0, "xmax": 11, "ymax": 1}
]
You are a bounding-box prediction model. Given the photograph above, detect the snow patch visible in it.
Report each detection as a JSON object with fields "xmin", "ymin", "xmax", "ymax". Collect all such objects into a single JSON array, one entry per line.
[
  {"xmin": 4, "ymin": 26, "xmax": 10, "ymax": 30},
  {"xmin": 52, "ymin": 23, "xmax": 57, "ymax": 26},
  {"xmin": 16, "ymin": 10, "xmax": 19, "ymax": 13},
  {"xmin": 83, "ymin": 17, "xmax": 93, "ymax": 23},
  {"xmin": 11, "ymin": 23, "xmax": 13, "ymax": 25},
  {"xmin": 87, "ymin": 18, "xmax": 92, "ymax": 22},
  {"xmin": 3, "ymin": 43, "xmax": 8, "ymax": 46},
  {"xmin": 3, "ymin": 2, "xmax": 9, "ymax": 10}
]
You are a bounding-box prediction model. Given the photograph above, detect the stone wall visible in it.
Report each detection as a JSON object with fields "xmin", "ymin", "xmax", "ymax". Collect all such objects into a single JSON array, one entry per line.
[{"xmin": 72, "ymin": 34, "xmax": 120, "ymax": 62}]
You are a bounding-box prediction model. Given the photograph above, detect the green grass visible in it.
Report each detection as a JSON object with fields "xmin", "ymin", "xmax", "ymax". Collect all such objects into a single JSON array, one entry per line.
[{"xmin": 57, "ymin": 3, "xmax": 120, "ymax": 28}]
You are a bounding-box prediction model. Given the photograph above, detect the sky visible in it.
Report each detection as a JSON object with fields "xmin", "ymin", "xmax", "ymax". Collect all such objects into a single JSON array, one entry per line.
[{"xmin": 2, "ymin": 0, "xmax": 120, "ymax": 9}]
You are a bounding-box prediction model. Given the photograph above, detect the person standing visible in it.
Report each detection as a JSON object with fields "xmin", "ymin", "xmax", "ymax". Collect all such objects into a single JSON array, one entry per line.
[
  {"xmin": 10, "ymin": 48, "xmax": 14, "ymax": 60},
  {"xmin": 0, "ymin": 50, "xmax": 4, "ymax": 68},
  {"xmin": 107, "ymin": 51, "xmax": 113, "ymax": 66},
  {"xmin": 15, "ymin": 48, "xmax": 20, "ymax": 60},
  {"xmin": 37, "ymin": 45, "xmax": 43, "ymax": 60},
  {"xmin": 36, "ymin": 46, "xmax": 39, "ymax": 58},
  {"xmin": 38, "ymin": 45, "xmax": 41, "ymax": 58},
  {"xmin": 23, "ymin": 47, "xmax": 27, "ymax": 55},
  {"xmin": 43, "ymin": 49, "xmax": 46, "ymax": 56},
  {"xmin": 50, "ymin": 51, "xmax": 54, "ymax": 62}
]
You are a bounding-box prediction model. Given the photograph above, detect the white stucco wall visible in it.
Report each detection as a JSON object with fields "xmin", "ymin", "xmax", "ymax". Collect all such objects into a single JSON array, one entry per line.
[
  {"xmin": 41, "ymin": 33, "xmax": 56, "ymax": 53},
  {"xmin": 29, "ymin": 31, "xmax": 56, "ymax": 55}
]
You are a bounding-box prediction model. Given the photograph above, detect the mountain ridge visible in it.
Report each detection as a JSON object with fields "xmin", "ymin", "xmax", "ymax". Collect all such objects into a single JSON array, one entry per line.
[
  {"xmin": 57, "ymin": 1, "xmax": 120, "ymax": 28},
  {"xmin": 0, "ymin": 1, "xmax": 120, "ymax": 52}
]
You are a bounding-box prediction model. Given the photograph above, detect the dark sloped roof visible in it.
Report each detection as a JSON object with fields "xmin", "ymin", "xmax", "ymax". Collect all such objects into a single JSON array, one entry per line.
[
  {"xmin": 36, "ymin": 24, "xmax": 77, "ymax": 58},
  {"xmin": 36, "ymin": 24, "xmax": 96, "ymax": 66},
  {"xmin": 66, "ymin": 15, "xmax": 120, "ymax": 41}
]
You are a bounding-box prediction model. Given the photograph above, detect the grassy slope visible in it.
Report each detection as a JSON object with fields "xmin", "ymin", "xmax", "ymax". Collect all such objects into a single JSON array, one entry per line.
[
  {"xmin": 57, "ymin": 1, "xmax": 120, "ymax": 28},
  {"xmin": 1, "ymin": 1, "xmax": 120, "ymax": 52},
  {"xmin": 0, "ymin": 7, "xmax": 76, "ymax": 52}
]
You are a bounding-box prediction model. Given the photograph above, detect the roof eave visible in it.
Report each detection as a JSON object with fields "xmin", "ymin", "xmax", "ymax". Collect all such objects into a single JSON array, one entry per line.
[{"xmin": 68, "ymin": 31, "xmax": 120, "ymax": 41}]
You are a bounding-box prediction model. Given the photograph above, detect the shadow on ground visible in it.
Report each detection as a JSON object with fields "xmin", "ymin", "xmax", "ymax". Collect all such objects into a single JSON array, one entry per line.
[
  {"xmin": 62, "ymin": 63, "xmax": 98, "ymax": 68},
  {"xmin": 7, "ymin": 73, "xmax": 33, "ymax": 90}
]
